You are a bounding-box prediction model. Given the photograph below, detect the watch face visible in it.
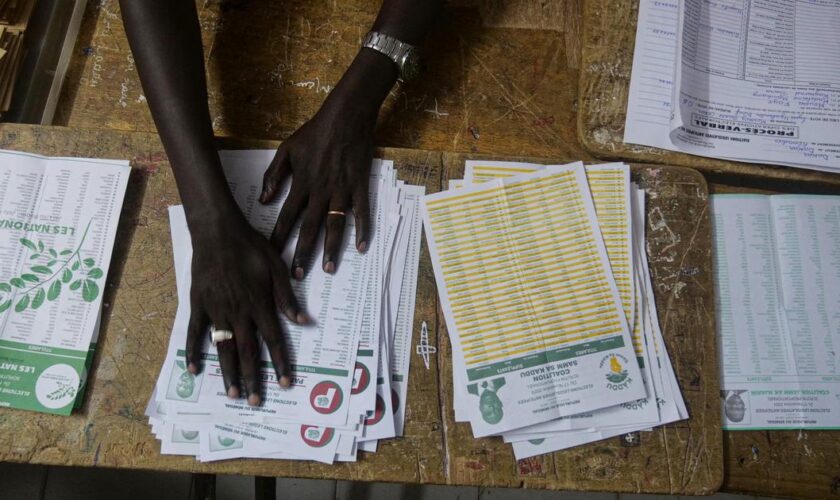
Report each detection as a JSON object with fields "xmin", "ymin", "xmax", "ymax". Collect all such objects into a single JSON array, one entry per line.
[{"xmin": 399, "ymin": 50, "xmax": 421, "ymax": 82}]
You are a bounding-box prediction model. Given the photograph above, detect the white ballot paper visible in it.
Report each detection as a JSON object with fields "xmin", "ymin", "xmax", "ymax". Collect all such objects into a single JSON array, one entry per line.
[
  {"xmin": 150, "ymin": 150, "xmax": 425, "ymax": 462},
  {"xmin": 459, "ymin": 162, "xmax": 661, "ymax": 436},
  {"xmin": 625, "ymin": 0, "xmax": 840, "ymax": 171},
  {"xmin": 422, "ymin": 163, "xmax": 646, "ymax": 437},
  {"xmin": 712, "ymin": 194, "xmax": 840, "ymax": 429},
  {"xmin": 445, "ymin": 163, "xmax": 687, "ymax": 458},
  {"xmin": 0, "ymin": 149, "xmax": 130, "ymax": 415}
]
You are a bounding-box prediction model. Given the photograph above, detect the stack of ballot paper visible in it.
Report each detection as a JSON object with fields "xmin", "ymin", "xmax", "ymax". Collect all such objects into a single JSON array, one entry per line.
[
  {"xmin": 624, "ymin": 0, "xmax": 840, "ymax": 171},
  {"xmin": 0, "ymin": 149, "xmax": 130, "ymax": 415},
  {"xmin": 424, "ymin": 161, "xmax": 687, "ymax": 459},
  {"xmin": 147, "ymin": 150, "xmax": 424, "ymax": 463}
]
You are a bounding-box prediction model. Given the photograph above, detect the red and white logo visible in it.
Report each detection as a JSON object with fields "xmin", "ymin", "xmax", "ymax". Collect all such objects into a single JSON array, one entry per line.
[
  {"xmin": 364, "ymin": 394, "xmax": 386, "ymax": 426},
  {"xmin": 391, "ymin": 387, "xmax": 399, "ymax": 416},
  {"xmin": 300, "ymin": 425, "xmax": 335, "ymax": 448},
  {"xmin": 351, "ymin": 362, "xmax": 371, "ymax": 395},
  {"xmin": 309, "ymin": 380, "xmax": 343, "ymax": 414}
]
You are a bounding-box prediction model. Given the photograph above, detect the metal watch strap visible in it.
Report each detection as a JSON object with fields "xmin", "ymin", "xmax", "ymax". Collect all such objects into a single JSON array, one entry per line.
[{"xmin": 362, "ymin": 31, "xmax": 415, "ymax": 80}]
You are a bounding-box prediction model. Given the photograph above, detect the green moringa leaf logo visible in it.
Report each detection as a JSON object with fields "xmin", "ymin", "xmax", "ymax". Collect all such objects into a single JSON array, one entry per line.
[
  {"xmin": 0, "ymin": 220, "xmax": 103, "ymax": 314},
  {"xmin": 467, "ymin": 377, "xmax": 506, "ymax": 424},
  {"xmin": 46, "ymin": 381, "xmax": 78, "ymax": 402}
]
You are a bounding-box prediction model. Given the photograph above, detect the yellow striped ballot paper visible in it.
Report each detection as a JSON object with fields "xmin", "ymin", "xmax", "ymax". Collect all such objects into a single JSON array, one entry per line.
[
  {"xmin": 465, "ymin": 161, "xmax": 635, "ymax": 328},
  {"xmin": 423, "ymin": 163, "xmax": 645, "ymax": 436},
  {"xmin": 456, "ymin": 162, "xmax": 659, "ymax": 435}
]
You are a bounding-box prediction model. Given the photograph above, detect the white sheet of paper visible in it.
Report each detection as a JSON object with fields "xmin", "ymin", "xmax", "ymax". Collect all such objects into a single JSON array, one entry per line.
[{"xmin": 0, "ymin": 149, "xmax": 130, "ymax": 415}]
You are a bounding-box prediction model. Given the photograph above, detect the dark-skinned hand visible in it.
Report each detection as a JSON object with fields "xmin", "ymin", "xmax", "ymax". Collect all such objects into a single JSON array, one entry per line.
[
  {"xmin": 260, "ymin": 101, "xmax": 374, "ymax": 278},
  {"xmin": 260, "ymin": 50, "xmax": 398, "ymax": 278},
  {"xmin": 185, "ymin": 212, "xmax": 311, "ymax": 406}
]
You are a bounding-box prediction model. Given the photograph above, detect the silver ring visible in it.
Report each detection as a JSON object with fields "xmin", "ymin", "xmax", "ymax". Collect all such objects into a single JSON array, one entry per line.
[{"xmin": 210, "ymin": 326, "xmax": 234, "ymax": 346}]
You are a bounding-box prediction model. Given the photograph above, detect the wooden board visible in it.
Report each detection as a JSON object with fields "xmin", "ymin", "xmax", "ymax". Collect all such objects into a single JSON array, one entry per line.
[
  {"xmin": 0, "ymin": 123, "xmax": 720, "ymax": 494},
  {"xmin": 708, "ymin": 183, "xmax": 840, "ymax": 499},
  {"xmin": 54, "ymin": 0, "xmax": 588, "ymax": 161},
  {"xmin": 577, "ymin": 0, "xmax": 840, "ymax": 187}
]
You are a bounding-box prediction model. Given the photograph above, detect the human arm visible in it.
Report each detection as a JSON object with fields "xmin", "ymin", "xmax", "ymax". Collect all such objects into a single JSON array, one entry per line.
[{"xmin": 119, "ymin": 0, "xmax": 308, "ymax": 405}]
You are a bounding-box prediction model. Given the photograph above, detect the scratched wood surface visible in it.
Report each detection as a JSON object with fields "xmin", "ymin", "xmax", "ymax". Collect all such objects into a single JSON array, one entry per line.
[
  {"xmin": 440, "ymin": 155, "xmax": 722, "ymax": 494},
  {"xmin": 54, "ymin": 0, "xmax": 588, "ymax": 161},
  {"xmin": 0, "ymin": 124, "xmax": 721, "ymax": 493},
  {"xmin": 577, "ymin": 0, "xmax": 840, "ymax": 187}
]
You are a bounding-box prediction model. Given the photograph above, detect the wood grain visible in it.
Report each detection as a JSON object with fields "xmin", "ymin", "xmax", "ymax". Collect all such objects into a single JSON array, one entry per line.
[
  {"xmin": 0, "ymin": 124, "xmax": 721, "ymax": 494},
  {"xmin": 54, "ymin": 0, "xmax": 588, "ymax": 161}
]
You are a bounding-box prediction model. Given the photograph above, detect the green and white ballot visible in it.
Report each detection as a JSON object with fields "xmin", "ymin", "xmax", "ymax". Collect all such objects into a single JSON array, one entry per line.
[
  {"xmin": 149, "ymin": 150, "xmax": 425, "ymax": 463},
  {"xmin": 0, "ymin": 150, "xmax": 130, "ymax": 415},
  {"xmin": 712, "ymin": 194, "xmax": 840, "ymax": 430}
]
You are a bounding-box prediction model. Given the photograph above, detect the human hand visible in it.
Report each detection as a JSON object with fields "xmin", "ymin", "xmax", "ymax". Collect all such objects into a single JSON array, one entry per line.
[
  {"xmin": 260, "ymin": 99, "xmax": 374, "ymax": 279},
  {"xmin": 184, "ymin": 211, "xmax": 310, "ymax": 406},
  {"xmin": 259, "ymin": 49, "xmax": 398, "ymax": 279}
]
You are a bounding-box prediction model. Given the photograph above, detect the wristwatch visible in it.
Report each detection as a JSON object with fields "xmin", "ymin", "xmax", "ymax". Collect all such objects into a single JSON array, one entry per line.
[{"xmin": 362, "ymin": 31, "xmax": 421, "ymax": 82}]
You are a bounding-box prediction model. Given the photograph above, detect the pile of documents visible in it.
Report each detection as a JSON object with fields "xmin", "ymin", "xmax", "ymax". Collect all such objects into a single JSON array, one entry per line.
[
  {"xmin": 147, "ymin": 150, "xmax": 424, "ymax": 463},
  {"xmin": 0, "ymin": 149, "xmax": 130, "ymax": 415},
  {"xmin": 712, "ymin": 194, "xmax": 840, "ymax": 430},
  {"xmin": 625, "ymin": 0, "xmax": 840, "ymax": 171},
  {"xmin": 425, "ymin": 161, "xmax": 687, "ymax": 459}
]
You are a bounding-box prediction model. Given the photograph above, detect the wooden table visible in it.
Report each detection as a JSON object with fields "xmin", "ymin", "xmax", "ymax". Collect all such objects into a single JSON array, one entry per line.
[
  {"xmin": 41, "ymin": 0, "xmax": 840, "ymax": 496},
  {"xmin": 55, "ymin": 0, "xmax": 589, "ymax": 161},
  {"xmin": 576, "ymin": 0, "xmax": 840, "ymax": 496},
  {"xmin": 0, "ymin": 123, "xmax": 721, "ymax": 494}
]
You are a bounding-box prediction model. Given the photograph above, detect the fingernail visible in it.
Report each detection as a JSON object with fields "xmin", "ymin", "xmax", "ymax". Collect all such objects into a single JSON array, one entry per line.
[
  {"xmin": 279, "ymin": 375, "xmax": 292, "ymax": 388},
  {"xmin": 188, "ymin": 362, "xmax": 198, "ymax": 374},
  {"xmin": 227, "ymin": 386, "xmax": 240, "ymax": 399},
  {"xmin": 297, "ymin": 312, "xmax": 313, "ymax": 324},
  {"xmin": 324, "ymin": 261, "xmax": 335, "ymax": 273},
  {"xmin": 294, "ymin": 267, "xmax": 304, "ymax": 280},
  {"xmin": 248, "ymin": 393, "xmax": 261, "ymax": 406},
  {"xmin": 357, "ymin": 241, "xmax": 367, "ymax": 253}
]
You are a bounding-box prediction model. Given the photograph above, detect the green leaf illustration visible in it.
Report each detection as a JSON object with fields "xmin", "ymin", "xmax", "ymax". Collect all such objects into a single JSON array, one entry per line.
[
  {"xmin": 31, "ymin": 265, "xmax": 52, "ymax": 274},
  {"xmin": 49, "ymin": 249, "xmax": 57, "ymax": 258},
  {"xmin": 83, "ymin": 258, "xmax": 95, "ymax": 268},
  {"xmin": 30, "ymin": 254, "xmax": 40, "ymax": 260},
  {"xmin": 21, "ymin": 274, "xmax": 38, "ymax": 283},
  {"xmin": 0, "ymin": 300, "xmax": 10, "ymax": 313},
  {"xmin": 38, "ymin": 240, "xmax": 44, "ymax": 252},
  {"xmin": 70, "ymin": 280, "xmax": 82, "ymax": 291},
  {"xmin": 32, "ymin": 289, "xmax": 45, "ymax": 309},
  {"xmin": 82, "ymin": 280, "xmax": 99, "ymax": 302},
  {"xmin": 87, "ymin": 268, "xmax": 103, "ymax": 279},
  {"xmin": 176, "ymin": 360, "xmax": 186, "ymax": 370},
  {"xmin": 48, "ymin": 281, "xmax": 62, "ymax": 301},
  {"xmin": 20, "ymin": 238, "xmax": 37, "ymax": 251},
  {"xmin": 10, "ymin": 278, "xmax": 24, "ymax": 289},
  {"xmin": 71, "ymin": 261, "xmax": 80, "ymax": 271},
  {"xmin": 60, "ymin": 249, "xmax": 72, "ymax": 256},
  {"xmin": 62, "ymin": 269, "xmax": 73, "ymax": 283},
  {"xmin": 0, "ymin": 283, "xmax": 10, "ymax": 292},
  {"xmin": 47, "ymin": 260, "xmax": 57, "ymax": 267},
  {"xmin": 15, "ymin": 295, "xmax": 29, "ymax": 312}
]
